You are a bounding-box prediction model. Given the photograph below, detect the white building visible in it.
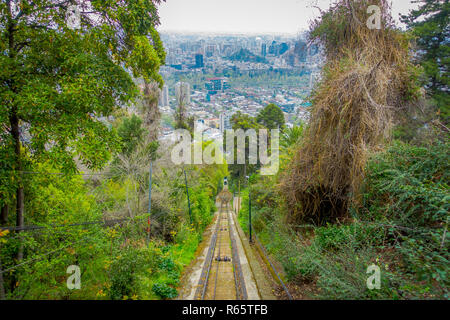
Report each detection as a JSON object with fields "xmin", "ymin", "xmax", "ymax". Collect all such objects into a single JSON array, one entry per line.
[
  {"xmin": 158, "ymin": 85, "xmax": 169, "ymax": 107},
  {"xmin": 309, "ymin": 72, "xmax": 321, "ymax": 89},
  {"xmin": 175, "ymin": 82, "xmax": 191, "ymax": 106},
  {"xmin": 219, "ymin": 112, "xmax": 231, "ymax": 134}
]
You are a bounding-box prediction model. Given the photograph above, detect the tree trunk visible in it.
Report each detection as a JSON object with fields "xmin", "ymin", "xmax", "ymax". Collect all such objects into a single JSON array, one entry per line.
[
  {"xmin": 0, "ymin": 255, "xmax": 6, "ymax": 300},
  {"xmin": 15, "ymin": 187, "xmax": 24, "ymax": 261},
  {"xmin": 142, "ymin": 81, "xmax": 161, "ymax": 142},
  {"xmin": 0, "ymin": 205, "xmax": 8, "ymax": 225},
  {"xmin": 10, "ymin": 109, "xmax": 24, "ymax": 261}
]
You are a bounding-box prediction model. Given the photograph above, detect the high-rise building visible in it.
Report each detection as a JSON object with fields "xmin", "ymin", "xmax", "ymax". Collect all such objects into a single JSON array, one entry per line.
[
  {"xmin": 158, "ymin": 85, "xmax": 169, "ymax": 107},
  {"xmin": 180, "ymin": 42, "xmax": 190, "ymax": 52},
  {"xmin": 195, "ymin": 54, "xmax": 204, "ymax": 68},
  {"xmin": 205, "ymin": 44, "xmax": 216, "ymax": 57},
  {"xmin": 205, "ymin": 77, "xmax": 229, "ymax": 95},
  {"xmin": 261, "ymin": 43, "xmax": 267, "ymax": 57},
  {"xmin": 175, "ymin": 82, "xmax": 190, "ymax": 106},
  {"xmin": 219, "ymin": 112, "xmax": 231, "ymax": 133},
  {"xmin": 279, "ymin": 43, "xmax": 289, "ymax": 55},
  {"xmin": 268, "ymin": 41, "xmax": 277, "ymax": 55}
]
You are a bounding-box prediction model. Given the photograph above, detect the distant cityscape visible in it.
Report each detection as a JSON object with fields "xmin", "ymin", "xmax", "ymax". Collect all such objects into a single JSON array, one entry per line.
[{"xmin": 156, "ymin": 32, "xmax": 324, "ymax": 141}]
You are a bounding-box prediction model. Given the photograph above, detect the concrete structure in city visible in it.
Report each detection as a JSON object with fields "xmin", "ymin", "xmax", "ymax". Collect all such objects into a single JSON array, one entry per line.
[
  {"xmin": 205, "ymin": 77, "xmax": 229, "ymax": 95},
  {"xmin": 175, "ymin": 81, "xmax": 191, "ymax": 106},
  {"xmin": 219, "ymin": 112, "xmax": 231, "ymax": 133},
  {"xmin": 195, "ymin": 53, "xmax": 204, "ymax": 68},
  {"xmin": 158, "ymin": 85, "xmax": 169, "ymax": 107}
]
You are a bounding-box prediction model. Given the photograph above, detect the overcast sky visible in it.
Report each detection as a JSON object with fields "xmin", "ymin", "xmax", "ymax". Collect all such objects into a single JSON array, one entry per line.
[{"xmin": 157, "ymin": 0, "xmax": 420, "ymax": 34}]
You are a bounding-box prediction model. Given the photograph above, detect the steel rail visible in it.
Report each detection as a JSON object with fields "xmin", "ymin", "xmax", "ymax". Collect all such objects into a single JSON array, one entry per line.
[
  {"xmin": 201, "ymin": 221, "xmax": 219, "ymax": 300},
  {"xmin": 196, "ymin": 202, "xmax": 248, "ymax": 300},
  {"xmin": 228, "ymin": 205, "xmax": 248, "ymax": 300},
  {"xmin": 229, "ymin": 204, "xmax": 241, "ymax": 300},
  {"xmin": 212, "ymin": 205, "xmax": 224, "ymax": 299},
  {"xmin": 194, "ymin": 209, "xmax": 220, "ymax": 300}
]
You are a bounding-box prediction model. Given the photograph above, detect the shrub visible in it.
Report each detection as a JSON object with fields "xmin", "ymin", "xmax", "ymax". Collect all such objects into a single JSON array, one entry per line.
[
  {"xmin": 108, "ymin": 247, "xmax": 144, "ymax": 300},
  {"xmin": 315, "ymin": 245, "xmax": 403, "ymax": 300},
  {"xmin": 158, "ymin": 256, "xmax": 176, "ymax": 272},
  {"xmin": 152, "ymin": 282, "xmax": 178, "ymax": 299},
  {"xmin": 356, "ymin": 140, "xmax": 450, "ymax": 297},
  {"xmin": 239, "ymin": 139, "xmax": 449, "ymax": 299},
  {"xmin": 314, "ymin": 222, "xmax": 385, "ymax": 251},
  {"xmin": 363, "ymin": 142, "xmax": 449, "ymax": 223}
]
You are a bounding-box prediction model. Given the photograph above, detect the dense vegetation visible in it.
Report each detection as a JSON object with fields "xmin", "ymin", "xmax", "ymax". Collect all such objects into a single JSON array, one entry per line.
[
  {"xmin": 0, "ymin": 0, "xmax": 448, "ymax": 301},
  {"xmin": 234, "ymin": 0, "xmax": 449, "ymax": 300},
  {"xmin": 401, "ymin": 0, "xmax": 449, "ymax": 123},
  {"xmin": 238, "ymin": 140, "xmax": 448, "ymax": 299},
  {"xmin": 0, "ymin": 108, "xmax": 227, "ymax": 299},
  {"xmin": 0, "ymin": 1, "xmax": 227, "ymax": 300}
]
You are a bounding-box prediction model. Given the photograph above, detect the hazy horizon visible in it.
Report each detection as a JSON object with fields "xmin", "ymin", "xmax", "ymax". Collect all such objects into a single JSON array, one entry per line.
[{"xmin": 157, "ymin": 0, "xmax": 420, "ymax": 35}]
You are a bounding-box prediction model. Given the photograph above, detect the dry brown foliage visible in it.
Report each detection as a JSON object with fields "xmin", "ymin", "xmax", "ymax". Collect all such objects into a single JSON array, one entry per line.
[
  {"xmin": 280, "ymin": 0, "xmax": 421, "ymax": 224},
  {"xmin": 142, "ymin": 81, "xmax": 161, "ymax": 142}
]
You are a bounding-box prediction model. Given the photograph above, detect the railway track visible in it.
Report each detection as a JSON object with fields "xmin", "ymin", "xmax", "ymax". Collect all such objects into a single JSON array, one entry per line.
[{"xmin": 194, "ymin": 204, "xmax": 247, "ymax": 300}]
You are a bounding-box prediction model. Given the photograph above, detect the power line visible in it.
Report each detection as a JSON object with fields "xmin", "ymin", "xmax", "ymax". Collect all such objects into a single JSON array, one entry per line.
[
  {"xmin": 1, "ymin": 219, "xmax": 125, "ymax": 232},
  {"xmin": 0, "ymin": 232, "xmax": 98, "ymax": 275},
  {"xmin": 2, "ymin": 228, "xmax": 78, "ymax": 240},
  {"xmin": 19, "ymin": 171, "xmax": 115, "ymax": 177},
  {"xmin": 0, "ymin": 214, "xmax": 153, "ymax": 274},
  {"xmin": 1, "ymin": 214, "xmax": 151, "ymax": 232}
]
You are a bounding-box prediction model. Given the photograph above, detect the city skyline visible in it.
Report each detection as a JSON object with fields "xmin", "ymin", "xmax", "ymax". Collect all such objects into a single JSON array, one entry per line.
[{"xmin": 157, "ymin": 0, "xmax": 420, "ymax": 35}]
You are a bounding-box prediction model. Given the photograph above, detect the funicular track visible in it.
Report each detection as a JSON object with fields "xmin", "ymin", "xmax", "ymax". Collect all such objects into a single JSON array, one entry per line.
[{"xmin": 194, "ymin": 204, "xmax": 247, "ymax": 300}]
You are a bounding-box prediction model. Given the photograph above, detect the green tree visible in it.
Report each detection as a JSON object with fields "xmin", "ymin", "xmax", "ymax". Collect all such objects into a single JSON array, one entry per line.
[
  {"xmin": 227, "ymin": 111, "xmax": 263, "ymax": 183},
  {"xmin": 401, "ymin": 0, "xmax": 450, "ymax": 122},
  {"xmin": 231, "ymin": 111, "xmax": 260, "ymax": 131},
  {"xmin": 117, "ymin": 115, "xmax": 146, "ymax": 156},
  {"xmin": 0, "ymin": 0, "xmax": 165, "ymax": 251},
  {"xmin": 280, "ymin": 124, "xmax": 304, "ymax": 149},
  {"xmin": 256, "ymin": 103, "xmax": 285, "ymax": 129}
]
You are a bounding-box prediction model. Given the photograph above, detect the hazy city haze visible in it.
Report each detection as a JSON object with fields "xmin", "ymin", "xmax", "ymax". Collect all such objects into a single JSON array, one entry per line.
[{"xmin": 158, "ymin": 0, "xmax": 420, "ymax": 34}]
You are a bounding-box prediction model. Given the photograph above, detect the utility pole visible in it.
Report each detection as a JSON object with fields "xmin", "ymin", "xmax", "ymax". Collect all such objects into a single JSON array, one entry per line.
[
  {"xmin": 184, "ymin": 170, "xmax": 192, "ymax": 224},
  {"xmin": 147, "ymin": 161, "xmax": 153, "ymax": 244},
  {"xmin": 238, "ymin": 180, "xmax": 241, "ymax": 214},
  {"xmin": 247, "ymin": 175, "xmax": 252, "ymax": 243}
]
